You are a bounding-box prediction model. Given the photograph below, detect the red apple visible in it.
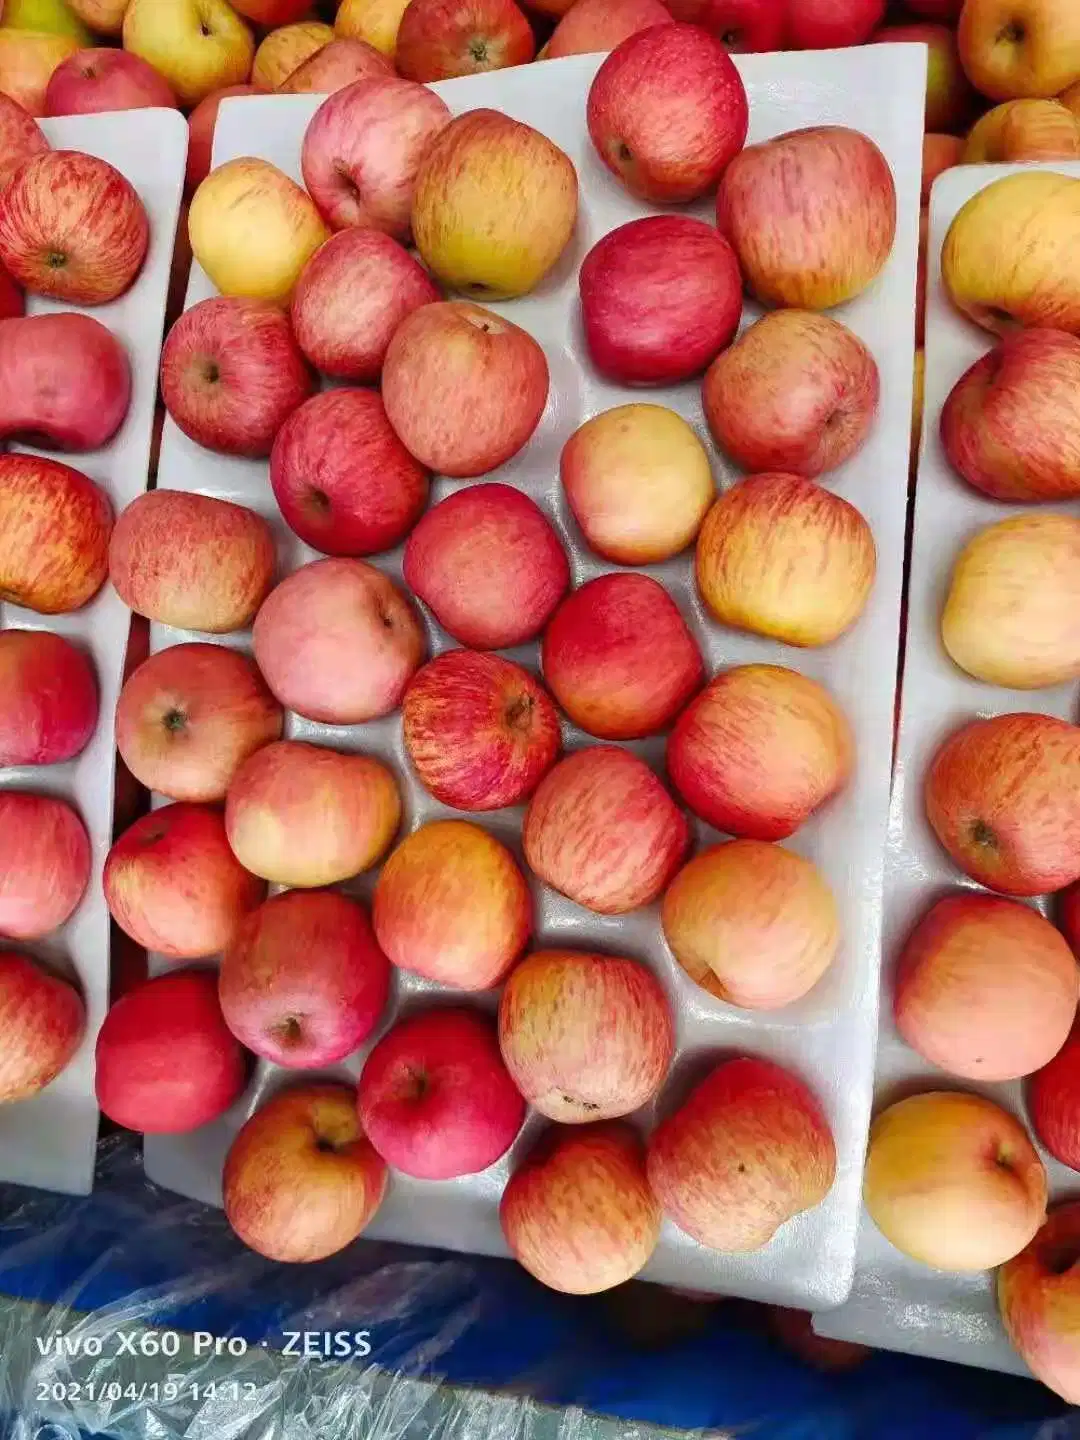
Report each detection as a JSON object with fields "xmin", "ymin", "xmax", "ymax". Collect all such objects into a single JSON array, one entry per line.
[
  {"xmin": 395, "ymin": 0, "xmax": 535, "ymax": 82},
  {"xmin": 45, "ymin": 47, "xmax": 176, "ymax": 116},
  {"xmin": 382, "ymin": 301, "xmax": 549, "ymax": 478},
  {"xmin": 402, "ymin": 650, "xmax": 560, "ymax": 811},
  {"xmin": 543, "ymin": 0, "xmax": 670, "ymax": 59},
  {"xmin": 524, "ymin": 746, "xmax": 688, "ymax": 915},
  {"xmin": 0, "ymin": 92, "xmax": 48, "ymax": 190},
  {"xmin": 270, "ymin": 388, "xmax": 429, "ymax": 556},
  {"xmin": 185, "ymin": 84, "xmax": 266, "ymax": 195},
  {"xmin": 279, "ymin": 37, "xmax": 394, "ymax": 94},
  {"xmin": 998, "ymin": 1203, "xmax": 1080, "ymax": 1403},
  {"xmin": 0, "ymin": 791, "xmax": 90, "ymax": 940},
  {"xmin": 231, "ymin": 0, "xmax": 314, "ymax": 21},
  {"xmin": 542, "ymin": 573, "xmax": 703, "ymax": 740},
  {"xmin": 252, "ymin": 558, "xmax": 426, "ymax": 726},
  {"xmin": 403, "ymin": 483, "xmax": 569, "ymax": 648},
  {"xmin": 785, "ymin": 0, "xmax": 885, "ymax": 48},
  {"xmin": 104, "ymin": 804, "xmax": 266, "ymax": 961},
  {"xmin": 923, "ymin": 132, "xmax": 963, "ymax": 205},
  {"xmin": 1030, "ymin": 1024, "xmax": 1080, "ymax": 1171},
  {"xmin": 0, "ymin": 312, "xmax": 131, "ymax": 452},
  {"xmin": 161, "ymin": 296, "xmax": 316, "ymax": 459},
  {"xmin": 906, "ymin": 0, "xmax": 961, "ymax": 16},
  {"xmin": 871, "ymin": 23, "xmax": 973, "ymax": 134},
  {"xmin": 94, "ymin": 969, "xmax": 249, "ymax": 1134},
  {"xmin": 0, "ymin": 453, "xmax": 112, "ymax": 614},
  {"xmin": 579, "ymin": 217, "xmax": 742, "ymax": 386},
  {"xmin": 0, "ymin": 629, "xmax": 97, "ymax": 768},
  {"xmin": 301, "ymin": 76, "xmax": 451, "ymax": 239},
  {"xmin": 0, "ymin": 952, "xmax": 84, "ymax": 1103},
  {"xmin": 290, "ymin": 228, "xmax": 439, "ymax": 383},
  {"xmin": 115, "ymin": 642, "xmax": 284, "ymax": 803},
  {"xmin": 677, "ymin": 0, "xmax": 785, "ymax": 51},
  {"xmin": 0, "ymin": 259, "xmax": 21, "ymax": 319},
  {"xmin": 0, "ymin": 149, "xmax": 149, "ymax": 305}
]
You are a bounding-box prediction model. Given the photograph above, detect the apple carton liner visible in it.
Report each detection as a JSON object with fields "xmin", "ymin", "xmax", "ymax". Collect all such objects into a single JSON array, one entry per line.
[
  {"xmin": 0, "ymin": 109, "xmax": 188, "ymax": 1196},
  {"xmin": 814, "ymin": 160, "xmax": 1080, "ymax": 1374},
  {"xmin": 144, "ymin": 48, "xmax": 924, "ymax": 1309}
]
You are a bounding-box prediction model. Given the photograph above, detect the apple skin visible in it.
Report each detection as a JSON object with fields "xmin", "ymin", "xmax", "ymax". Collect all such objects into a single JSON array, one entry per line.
[
  {"xmin": 703, "ymin": 311, "xmax": 879, "ymax": 478},
  {"xmin": 587, "ymin": 23, "xmax": 748, "ymax": 204},
  {"xmin": 67, "ymin": 0, "xmax": 132, "ymax": 36},
  {"xmin": 104, "ymin": 803, "xmax": 265, "ymax": 960},
  {"xmin": 965, "ymin": 99, "xmax": 1080, "ymax": 163},
  {"xmin": 232, "ymin": 0, "xmax": 313, "ymax": 21},
  {"xmin": 0, "ymin": 952, "xmax": 84, "ymax": 1103},
  {"xmin": 279, "ymin": 38, "xmax": 394, "ymax": 94},
  {"xmin": 894, "ymin": 893, "xmax": 1077, "ymax": 1085},
  {"xmin": 927, "ymin": 713, "xmax": 1080, "ymax": 896},
  {"xmin": 116, "ymin": 642, "xmax": 284, "ymax": 804},
  {"xmin": 676, "ymin": 0, "xmax": 785, "ymax": 51},
  {"xmin": 0, "ymin": 629, "xmax": 97, "ymax": 768},
  {"xmin": 270, "ymin": 388, "xmax": 429, "ymax": 557},
  {"xmin": 373, "ymin": 819, "xmax": 531, "ymax": 990},
  {"xmin": 359, "ymin": 1007, "xmax": 526, "ymax": 1180},
  {"xmin": 252, "ymin": 558, "xmax": 426, "ymax": 726},
  {"xmin": 44, "ymin": 46, "xmax": 177, "ymax": 116},
  {"xmin": 122, "ymin": 0, "xmax": 255, "ymax": 109},
  {"xmin": 252, "ymin": 21, "xmax": 333, "ymax": 90},
  {"xmin": 768, "ymin": 1309, "xmax": 869, "ymax": 1373},
  {"xmin": 696, "ymin": 472, "xmax": 877, "ymax": 648},
  {"xmin": 940, "ymin": 330, "xmax": 1080, "ymax": 502},
  {"xmin": 223, "ymin": 1083, "xmax": 388, "ymax": 1264},
  {"xmin": 291, "ymin": 229, "xmax": 439, "ymax": 384},
  {"xmin": 906, "ymin": 0, "xmax": 961, "ymax": 16},
  {"xmin": 647, "ymin": 1057, "xmax": 837, "ymax": 1252},
  {"xmin": 0, "ymin": 91, "xmax": 48, "ymax": 189},
  {"xmin": 999, "ymin": 1203, "xmax": 1080, "ymax": 1403},
  {"xmin": 523, "ymin": 746, "xmax": 689, "ymax": 916},
  {"xmin": 542, "ymin": 573, "xmax": 703, "ymax": 741},
  {"xmin": 109, "ymin": 491, "xmax": 275, "ymax": 636},
  {"xmin": 871, "ymin": 23, "xmax": 973, "ymax": 134},
  {"xmin": 0, "ymin": 149, "xmax": 148, "ymax": 305},
  {"xmin": 668, "ymin": 664, "xmax": 853, "ymax": 841},
  {"xmin": 959, "ymin": 0, "xmax": 1080, "ymax": 102},
  {"xmin": 0, "ymin": 791, "xmax": 90, "ymax": 940},
  {"xmin": 922, "ymin": 132, "xmax": 962, "ymax": 205},
  {"xmin": 544, "ymin": 0, "xmax": 670, "ymax": 59},
  {"xmin": 579, "ymin": 216, "xmax": 742, "ymax": 387},
  {"xmin": 864, "ymin": 1091, "xmax": 1046, "ymax": 1271},
  {"xmin": 94, "ymin": 969, "xmax": 249, "ymax": 1134},
  {"xmin": 0, "ymin": 312, "xmax": 130, "ymax": 452},
  {"xmin": 499, "ymin": 949, "xmax": 674, "ymax": 1123},
  {"xmin": 784, "ymin": 0, "xmax": 885, "ymax": 48},
  {"xmin": 382, "ymin": 301, "xmax": 549, "ymax": 478},
  {"xmin": 403, "ymin": 483, "xmax": 569, "ymax": 649},
  {"xmin": 185, "ymin": 84, "xmax": 266, "ymax": 196},
  {"xmin": 336, "ymin": 0, "xmax": 413, "ymax": 56},
  {"xmin": 501, "ymin": 1122, "xmax": 661, "ymax": 1294},
  {"xmin": 717, "ymin": 126, "xmax": 896, "ymax": 310},
  {"xmin": 0, "ymin": 30, "xmax": 78, "ymax": 116},
  {"xmin": 225, "ymin": 740, "xmax": 401, "ymax": 888},
  {"xmin": 1029, "ymin": 1024, "xmax": 1080, "ymax": 1170},
  {"xmin": 219, "ymin": 889, "xmax": 390, "ymax": 1069},
  {"xmin": 412, "ymin": 108, "xmax": 578, "ymax": 301},
  {"xmin": 0, "ymin": 454, "xmax": 112, "ymax": 615},
  {"xmin": 403, "ymin": 650, "xmax": 560, "ymax": 811},
  {"xmin": 301, "ymin": 77, "xmax": 451, "ymax": 240},
  {"xmin": 396, "ymin": 0, "xmax": 535, "ymax": 82}
]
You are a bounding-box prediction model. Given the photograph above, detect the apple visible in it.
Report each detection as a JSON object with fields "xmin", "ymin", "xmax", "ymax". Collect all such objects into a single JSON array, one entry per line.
[
  {"xmin": 717, "ymin": 126, "xmax": 896, "ymax": 310},
  {"xmin": 965, "ymin": 99, "xmax": 1080, "ymax": 162},
  {"xmin": 122, "ymin": 0, "xmax": 255, "ymax": 109},
  {"xmin": 958, "ymin": 0, "xmax": 1080, "ymax": 102},
  {"xmin": 223, "ymin": 1083, "xmax": 387, "ymax": 1263},
  {"xmin": 269, "ymin": 388, "xmax": 429, "ymax": 556},
  {"xmin": 225, "ymin": 740, "xmax": 401, "ymax": 888},
  {"xmin": 0, "ymin": 312, "xmax": 131, "ymax": 452},
  {"xmin": 335, "ymin": 0, "xmax": 411, "ymax": 55},
  {"xmin": 2, "ymin": 0, "xmax": 92, "ymax": 39},
  {"xmin": 396, "ymin": 0, "xmax": 535, "ymax": 82},
  {"xmin": 587, "ymin": 23, "xmax": 747, "ymax": 204},
  {"xmin": 678, "ymin": 0, "xmax": 785, "ymax": 51},
  {"xmin": 499, "ymin": 948, "xmax": 674, "ymax": 1122},
  {"xmin": 105, "ymin": 803, "xmax": 265, "ymax": 960},
  {"xmin": 501, "ymin": 1122, "xmax": 661, "ymax": 1294},
  {"xmin": 252, "ymin": 558, "xmax": 426, "ymax": 725},
  {"xmin": 703, "ymin": 311, "xmax": 879, "ymax": 478},
  {"xmin": 0, "ymin": 149, "xmax": 148, "ymax": 305},
  {"xmin": 0, "ymin": 256, "xmax": 22, "ymax": 317},
  {"xmin": 160, "ymin": 296, "xmax": 316, "ymax": 459},
  {"xmin": 864, "ymin": 1091, "xmax": 1046, "ymax": 1271},
  {"xmin": 785, "ymin": 0, "xmax": 884, "ymax": 48},
  {"xmin": 383, "ymin": 303, "xmax": 548, "ymax": 478},
  {"xmin": 1063, "ymin": 80, "xmax": 1080, "ymax": 120},
  {"xmin": 906, "ymin": 0, "xmax": 961, "ymax": 16},
  {"xmin": 45, "ymin": 46, "xmax": 176, "ymax": 115},
  {"xmin": 999, "ymin": 1203, "xmax": 1080, "ymax": 1403},
  {"xmin": 1029, "ymin": 1024, "xmax": 1080, "ymax": 1170},
  {"xmin": 922, "ymin": 132, "xmax": 962, "ymax": 205},
  {"xmin": 0, "ymin": 790, "xmax": 89, "ymax": 939},
  {"xmin": 543, "ymin": 0, "xmax": 670, "ymax": 59},
  {"xmin": 230, "ymin": 0, "xmax": 311, "ymax": 20},
  {"xmin": 94, "ymin": 969, "xmax": 248, "ymax": 1133},
  {"xmin": 646, "ymin": 1056, "xmax": 837, "ymax": 1251},
  {"xmin": 372, "ymin": 819, "xmax": 531, "ymax": 989},
  {"xmin": 115, "ymin": 642, "xmax": 284, "ymax": 803},
  {"xmin": 768, "ymin": 1309, "xmax": 869, "ymax": 1373},
  {"xmin": 403, "ymin": 650, "xmax": 560, "ymax": 810},
  {"xmin": 251, "ymin": 20, "xmax": 332, "ymax": 89},
  {"xmin": 895, "ymin": 893, "xmax": 1077, "ymax": 1084},
  {"xmin": 0, "ymin": 30, "xmax": 77, "ymax": 116},
  {"xmin": 279, "ymin": 38, "xmax": 393, "ymax": 94},
  {"xmin": 523, "ymin": 747, "xmax": 688, "ymax": 915},
  {"xmin": 871, "ymin": 23, "xmax": 973, "ymax": 133},
  {"xmin": 579, "ymin": 216, "xmax": 742, "ymax": 386},
  {"xmin": 662, "ymin": 840, "xmax": 839, "ymax": 1010},
  {"xmin": 185, "ymin": 84, "xmax": 265, "ymax": 195},
  {"xmin": 0, "ymin": 953, "xmax": 84, "ymax": 1103},
  {"xmin": 0, "ymin": 454, "xmax": 112, "ymax": 614},
  {"xmin": 403, "ymin": 483, "xmax": 568, "ymax": 648},
  {"xmin": 0, "ymin": 91, "xmax": 47, "ymax": 189},
  {"xmin": 219, "ymin": 889, "xmax": 389, "ymax": 1068},
  {"xmin": 412, "ymin": 108, "xmax": 578, "ymax": 300},
  {"xmin": 67, "ymin": 0, "xmax": 129, "ymax": 34},
  {"xmin": 941, "ymin": 172, "xmax": 1080, "ymax": 336},
  {"xmin": 561, "ymin": 404, "xmax": 713, "ymax": 565},
  {"xmin": 0, "ymin": 629, "xmax": 97, "ymax": 768},
  {"xmin": 696, "ymin": 473, "xmax": 877, "ymax": 648},
  {"xmin": 359, "ymin": 1007, "xmax": 525, "ymax": 1179}
]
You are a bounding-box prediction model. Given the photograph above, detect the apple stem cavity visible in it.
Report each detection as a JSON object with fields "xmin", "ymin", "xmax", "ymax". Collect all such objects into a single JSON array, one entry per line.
[
  {"xmin": 162, "ymin": 707, "xmax": 187, "ymax": 734},
  {"xmin": 971, "ymin": 819, "xmax": 998, "ymax": 850}
]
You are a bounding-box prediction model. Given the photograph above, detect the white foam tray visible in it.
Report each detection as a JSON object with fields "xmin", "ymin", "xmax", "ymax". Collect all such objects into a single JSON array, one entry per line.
[
  {"xmin": 143, "ymin": 46, "xmax": 924, "ymax": 1307},
  {"xmin": 813, "ymin": 162, "xmax": 1080, "ymax": 1374},
  {"xmin": 0, "ymin": 109, "xmax": 187, "ymax": 1196}
]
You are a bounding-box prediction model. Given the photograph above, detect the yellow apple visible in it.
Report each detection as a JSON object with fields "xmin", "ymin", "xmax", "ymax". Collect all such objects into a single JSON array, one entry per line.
[
  {"xmin": 0, "ymin": 27, "xmax": 76, "ymax": 114},
  {"xmin": 123, "ymin": 0, "xmax": 254, "ymax": 108},
  {"xmin": 959, "ymin": 0, "xmax": 1080, "ymax": 101},
  {"xmin": 1061, "ymin": 78, "xmax": 1080, "ymax": 118},
  {"xmin": 66, "ymin": 0, "xmax": 128, "ymax": 35},
  {"xmin": 964, "ymin": 99, "xmax": 1080, "ymax": 162},
  {"xmin": 189, "ymin": 157, "xmax": 329, "ymax": 303},
  {"xmin": 252, "ymin": 20, "xmax": 332, "ymax": 89},
  {"xmin": 335, "ymin": 0, "xmax": 410, "ymax": 56},
  {"xmin": 2, "ymin": 0, "xmax": 91, "ymax": 42}
]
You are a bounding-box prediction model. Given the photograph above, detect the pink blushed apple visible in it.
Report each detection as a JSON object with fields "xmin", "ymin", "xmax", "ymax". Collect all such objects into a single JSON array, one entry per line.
[
  {"xmin": 395, "ymin": 0, "xmax": 535, "ymax": 82},
  {"xmin": 279, "ymin": 37, "xmax": 394, "ymax": 94},
  {"xmin": 0, "ymin": 953, "xmax": 84, "ymax": 1103},
  {"xmin": 44, "ymin": 47, "xmax": 177, "ymax": 116},
  {"xmin": 0, "ymin": 453, "xmax": 112, "ymax": 614},
  {"xmin": 544, "ymin": 0, "xmax": 670, "ymax": 59},
  {"xmin": 785, "ymin": 0, "xmax": 885, "ymax": 48},
  {"xmin": 0, "ymin": 629, "xmax": 97, "ymax": 768},
  {"xmin": 999, "ymin": 1203, "xmax": 1080, "ymax": 1404},
  {"xmin": 0, "ymin": 791, "xmax": 90, "ymax": 940},
  {"xmin": 0, "ymin": 92, "xmax": 48, "ymax": 190},
  {"xmin": 0, "ymin": 312, "xmax": 131, "ymax": 452}
]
